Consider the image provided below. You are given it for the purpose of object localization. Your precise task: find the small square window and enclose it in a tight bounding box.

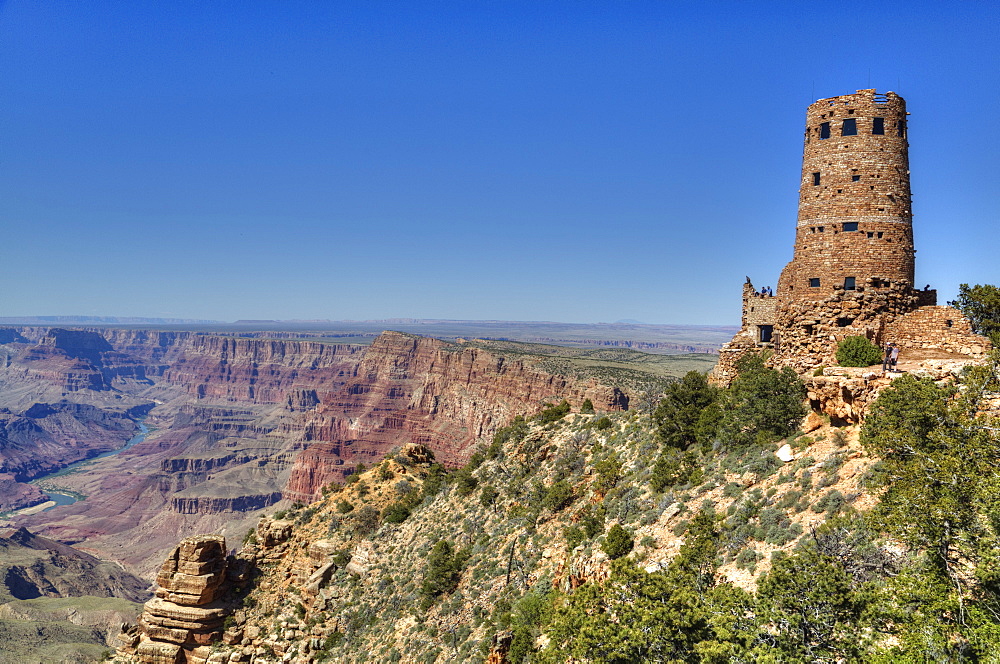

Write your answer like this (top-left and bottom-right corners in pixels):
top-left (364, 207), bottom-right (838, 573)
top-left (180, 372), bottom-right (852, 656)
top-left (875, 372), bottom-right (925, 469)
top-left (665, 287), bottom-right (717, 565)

top-left (867, 232), bottom-right (874, 238)
top-left (818, 226), bottom-right (824, 232)
top-left (841, 118), bottom-right (857, 136)
top-left (877, 232), bottom-right (884, 238)
top-left (843, 222), bottom-right (858, 232)
top-left (844, 277), bottom-right (856, 290)
top-left (809, 278), bottom-right (820, 288)
top-left (852, 175), bottom-right (861, 182)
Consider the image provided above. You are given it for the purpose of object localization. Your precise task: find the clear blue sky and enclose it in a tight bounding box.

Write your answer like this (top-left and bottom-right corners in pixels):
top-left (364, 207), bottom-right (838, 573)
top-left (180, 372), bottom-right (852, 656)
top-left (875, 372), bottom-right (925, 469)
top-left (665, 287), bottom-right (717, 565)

top-left (2, 1), bottom-right (997, 325)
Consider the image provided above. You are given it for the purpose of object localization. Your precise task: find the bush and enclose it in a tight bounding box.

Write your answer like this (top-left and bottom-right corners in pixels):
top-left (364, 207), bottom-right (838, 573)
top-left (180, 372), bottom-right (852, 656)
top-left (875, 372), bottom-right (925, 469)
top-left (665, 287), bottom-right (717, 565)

top-left (835, 336), bottom-right (882, 367)
top-left (383, 502), bottom-right (411, 524)
top-left (718, 353), bottom-right (807, 448)
top-left (601, 524), bottom-right (634, 559)
top-left (537, 400), bottom-right (572, 424)
top-left (595, 416), bottom-right (613, 431)
top-left (541, 480), bottom-right (575, 512)
top-left (580, 398), bottom-right (595, 414)
top-left (490, 416), bottom-right (528, 458)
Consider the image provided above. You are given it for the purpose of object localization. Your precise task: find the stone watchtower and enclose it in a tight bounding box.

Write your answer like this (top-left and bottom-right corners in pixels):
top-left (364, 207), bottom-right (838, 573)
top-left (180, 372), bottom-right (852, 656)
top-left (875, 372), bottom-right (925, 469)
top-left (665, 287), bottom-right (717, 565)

top-left (713, 90), bottom-right (988, 384)
top-left (777, 90), bottom-right (915, 301)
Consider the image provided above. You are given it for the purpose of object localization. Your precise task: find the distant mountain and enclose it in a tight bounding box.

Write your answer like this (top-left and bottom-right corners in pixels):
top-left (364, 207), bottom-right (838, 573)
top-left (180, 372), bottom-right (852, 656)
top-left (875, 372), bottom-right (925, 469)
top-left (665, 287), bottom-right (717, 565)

top-left (0, 315), bottom-right (223, 325)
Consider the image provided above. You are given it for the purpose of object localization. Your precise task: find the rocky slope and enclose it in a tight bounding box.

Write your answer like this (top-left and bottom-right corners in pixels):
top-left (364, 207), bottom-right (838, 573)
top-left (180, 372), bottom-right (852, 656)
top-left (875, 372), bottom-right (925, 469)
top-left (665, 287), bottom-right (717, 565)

top-left (0, 526), bottom-right (149, 664)
top-left (106, 399), bottom-right (885, 664)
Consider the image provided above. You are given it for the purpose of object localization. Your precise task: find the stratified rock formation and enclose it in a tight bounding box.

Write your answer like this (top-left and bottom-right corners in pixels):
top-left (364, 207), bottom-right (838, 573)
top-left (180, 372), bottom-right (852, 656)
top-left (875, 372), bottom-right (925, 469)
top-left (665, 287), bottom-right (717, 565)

top-left (122, 534), bottom-right (231, 664)
top-left (2, 326), bottom-right (635, 577)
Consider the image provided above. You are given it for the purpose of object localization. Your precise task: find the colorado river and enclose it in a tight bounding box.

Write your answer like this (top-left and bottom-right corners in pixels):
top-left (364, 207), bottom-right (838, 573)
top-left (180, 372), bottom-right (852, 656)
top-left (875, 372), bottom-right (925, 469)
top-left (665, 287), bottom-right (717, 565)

top-left (31, 420), bottom-right (151, 509)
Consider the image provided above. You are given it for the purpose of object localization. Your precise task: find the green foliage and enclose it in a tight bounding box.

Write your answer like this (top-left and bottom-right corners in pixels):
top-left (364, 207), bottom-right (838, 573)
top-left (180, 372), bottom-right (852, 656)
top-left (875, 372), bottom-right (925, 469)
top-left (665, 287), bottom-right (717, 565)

top-left (593, 453), bottom-right (622, 494)
top-left (353, 505), bottom-right (380, 535)
top-left (541, 510), bottom-right (755, 663)
top-left (536, 400), bottom-right (571, 424)
top-left (580, 398), bottom-right (595, 414)
top-left (479, 485), bottom-right (498, 509)
top-left (490, 416), bottom-right (528, 458)
top-left (950, 283), bottom-right (1000, 343)
top-left (757, 545), bottom-right (860, 660)
top-left (452, 467), bottom-right (478, 497)
top-left (594, 416), bottom-right (613, 430)
top-left (563, 526), bottom-right (586, 551)
top-left (336, 499), bottom-right (354, 514)
top-left (835, 335), bottom-right (883, 367)
top-left (345, 463), bottom-right (366, 484)
top-left (578, 504), bottom-right (605, 539)
top-left (601, 524), bottom-right (634, 560)
top-left (421, 463), bottom-right (446, 499)
top-left (382, 502), bottom-right (411, 524)
top-left (649, 449), bottom-right (702, 492)
top-left (541, 480), bottom-right (575, 512)
top-left (420, 540), bottom-right (470, 609)
top-left (718, 353), bottom-right (806, 448)
top-left (652, 371), bottom-right (720, 449)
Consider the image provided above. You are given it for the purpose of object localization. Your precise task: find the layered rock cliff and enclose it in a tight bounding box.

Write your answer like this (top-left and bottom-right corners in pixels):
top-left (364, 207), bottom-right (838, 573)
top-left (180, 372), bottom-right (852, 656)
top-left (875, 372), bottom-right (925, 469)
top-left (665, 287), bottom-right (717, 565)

top-left (284, 332), bottom-right (628, 501)
top-left (4, 326), bottom-right (638, 578)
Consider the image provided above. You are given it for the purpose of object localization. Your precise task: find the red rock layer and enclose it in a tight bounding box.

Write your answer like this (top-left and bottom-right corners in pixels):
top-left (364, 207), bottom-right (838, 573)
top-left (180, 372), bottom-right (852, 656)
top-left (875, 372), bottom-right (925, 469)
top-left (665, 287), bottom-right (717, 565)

top-left (283, 332), bottom-right (628, 502)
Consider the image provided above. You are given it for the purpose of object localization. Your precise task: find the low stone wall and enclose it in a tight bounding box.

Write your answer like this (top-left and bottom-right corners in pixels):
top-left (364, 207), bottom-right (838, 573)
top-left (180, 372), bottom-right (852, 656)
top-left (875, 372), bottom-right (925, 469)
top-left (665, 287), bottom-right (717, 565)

top-left (884, 305), bottom-right (991, 357)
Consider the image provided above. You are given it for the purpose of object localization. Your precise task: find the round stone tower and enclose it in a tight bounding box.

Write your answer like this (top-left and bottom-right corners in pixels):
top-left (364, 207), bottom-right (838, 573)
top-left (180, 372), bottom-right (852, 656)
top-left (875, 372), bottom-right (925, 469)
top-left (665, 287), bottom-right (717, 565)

top-left (777, 89), bottom-right (914, 302)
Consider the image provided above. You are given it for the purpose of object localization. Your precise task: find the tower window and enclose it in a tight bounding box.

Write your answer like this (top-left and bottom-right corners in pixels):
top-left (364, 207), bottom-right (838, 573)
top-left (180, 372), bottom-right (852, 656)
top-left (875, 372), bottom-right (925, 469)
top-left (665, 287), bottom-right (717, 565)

top-left (759, 325), bottom-right (773, 343)
top-left (843, 222), bottom-right (858, 231)
top-left (820, 122), bottom-right (831, 139)
top-left (809, 278), bottom-right (820, 287)
top-left (872, 117), bottom-right (885, 134)
top-left (867, 232), bottom-right (874, 238)
top-left (841, 118), bottom-right (857, 136)
top-left (897, 120), bottom-right (906, 137)
top-left (837, 317), bottom-right (854, 328)
top-left (852, 175), bottom-right (861, 182)
top-left (844, 277), bottom-right (856, 290)
top-left (818, 226), bottom-right (824, 232)
top-left (812, 172), bottom-right (821, 185)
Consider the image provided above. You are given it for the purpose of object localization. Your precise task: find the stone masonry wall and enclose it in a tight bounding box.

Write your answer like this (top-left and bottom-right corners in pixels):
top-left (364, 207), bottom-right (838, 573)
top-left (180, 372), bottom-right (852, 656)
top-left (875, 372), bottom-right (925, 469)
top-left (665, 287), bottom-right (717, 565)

top-left (885, 306), bottom-right (991, 357)
top-left (777, 90), bottom-right (914, 303)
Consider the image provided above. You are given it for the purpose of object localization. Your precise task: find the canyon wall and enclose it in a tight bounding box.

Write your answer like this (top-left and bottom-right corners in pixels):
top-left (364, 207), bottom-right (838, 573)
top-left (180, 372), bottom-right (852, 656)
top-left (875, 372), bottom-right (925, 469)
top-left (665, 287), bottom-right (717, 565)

top-left (1, 326), bottom-right (631, 576)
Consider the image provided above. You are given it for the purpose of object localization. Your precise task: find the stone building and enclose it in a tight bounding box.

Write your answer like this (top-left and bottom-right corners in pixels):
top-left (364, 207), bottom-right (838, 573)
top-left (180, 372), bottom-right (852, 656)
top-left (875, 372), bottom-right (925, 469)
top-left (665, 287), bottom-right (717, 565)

top-left (713, 90), bottom-right (989, 384)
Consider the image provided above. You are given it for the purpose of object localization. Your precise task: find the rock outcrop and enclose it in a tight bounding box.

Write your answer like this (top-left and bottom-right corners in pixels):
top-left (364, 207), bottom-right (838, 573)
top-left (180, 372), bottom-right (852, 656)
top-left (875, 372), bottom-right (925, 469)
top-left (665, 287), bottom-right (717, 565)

top-left (124, 534), bottom-right (232, 664)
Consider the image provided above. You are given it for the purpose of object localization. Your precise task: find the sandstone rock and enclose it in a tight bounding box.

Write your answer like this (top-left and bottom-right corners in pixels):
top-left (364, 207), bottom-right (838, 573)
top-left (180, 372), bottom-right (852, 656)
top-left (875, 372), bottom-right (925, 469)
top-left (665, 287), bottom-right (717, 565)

top-left (136, 639), bottom-right (182, 664)
top-left (802, 412), bottom-right (824, 433)
top-left (133, 534), bottom-right (232, 663)
top-left (257, 519), bottom-right (294, 547)
top-left (307, 538), bottom-right (339, 561)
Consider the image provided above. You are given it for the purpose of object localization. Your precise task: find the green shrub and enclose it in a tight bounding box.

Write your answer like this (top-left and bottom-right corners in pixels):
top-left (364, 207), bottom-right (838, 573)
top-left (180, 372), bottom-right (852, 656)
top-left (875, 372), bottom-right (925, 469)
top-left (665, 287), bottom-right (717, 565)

top-left (835, 335), bottom-right (882, 367)
top-left (537, 400), bottom-right (572, 424)
top-left (541, 480), bottom-right (575, 512)
top-left (595, 416), bottom-right (613, 431)
top-left (383, 502), bottom-right (411, 524)
top-left (453, 468), bottom-right (478, 496)
top-left (601, 524), bottom-right (634, 559)
top-left (580, 398), bottom-right (595, 414)
top-left (564, 526), bottom-right (586, 551)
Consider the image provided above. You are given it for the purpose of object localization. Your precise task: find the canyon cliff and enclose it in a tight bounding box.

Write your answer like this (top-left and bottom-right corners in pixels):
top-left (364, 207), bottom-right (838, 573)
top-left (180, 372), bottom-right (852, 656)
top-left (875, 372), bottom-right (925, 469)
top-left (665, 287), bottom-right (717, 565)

top-left (0, 326), bottom-right (634, 577)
